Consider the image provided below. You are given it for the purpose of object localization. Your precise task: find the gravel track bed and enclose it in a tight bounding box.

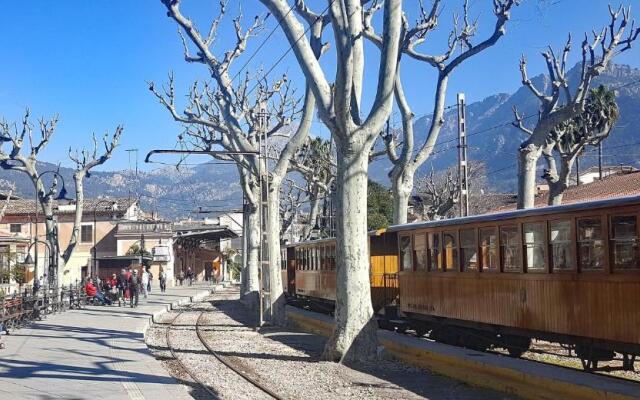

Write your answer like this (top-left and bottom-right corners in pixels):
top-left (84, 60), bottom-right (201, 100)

top-left (192, 287), bottom-right (512, 400)
top-left (146, 305), bottom-right (271, 399)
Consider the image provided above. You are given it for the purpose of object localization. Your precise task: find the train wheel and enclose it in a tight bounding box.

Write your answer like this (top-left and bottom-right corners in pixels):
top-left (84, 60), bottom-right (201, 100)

top-left (396, 325), bottom-right (408, 334)
top-left (622, 354), bottom-right (636, 372)
top-left (504, 336), bottom-right (531, 358)
top-left (414, 327), bottom-right (428, 337)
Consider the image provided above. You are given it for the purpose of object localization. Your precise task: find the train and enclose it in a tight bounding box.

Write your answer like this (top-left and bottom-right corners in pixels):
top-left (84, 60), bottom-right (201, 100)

top-left (280, 195), bottom-right (640, 371)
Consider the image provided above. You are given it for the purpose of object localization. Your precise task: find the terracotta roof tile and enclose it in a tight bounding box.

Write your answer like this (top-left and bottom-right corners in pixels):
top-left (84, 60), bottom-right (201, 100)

top-left (493, 171), bottom-right (640, 212)
top-left (1, 197), bottom-right (136, 216)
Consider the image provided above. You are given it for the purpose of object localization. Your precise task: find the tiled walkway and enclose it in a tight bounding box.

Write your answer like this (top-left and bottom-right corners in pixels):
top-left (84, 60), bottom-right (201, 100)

top-left (0, 283), bottom-right (214, 400)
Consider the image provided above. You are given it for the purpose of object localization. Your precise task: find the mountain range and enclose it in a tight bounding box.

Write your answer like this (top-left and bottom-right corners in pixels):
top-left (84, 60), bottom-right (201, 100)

top-left (1, 63), bottom-right (638, 220)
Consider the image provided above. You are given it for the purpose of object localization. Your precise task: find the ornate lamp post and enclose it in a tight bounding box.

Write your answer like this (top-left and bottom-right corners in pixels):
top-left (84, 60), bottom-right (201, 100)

top-left (23, 239), bottom-right (52, 292)
top-left (33, 170), bottom-right (72, 288)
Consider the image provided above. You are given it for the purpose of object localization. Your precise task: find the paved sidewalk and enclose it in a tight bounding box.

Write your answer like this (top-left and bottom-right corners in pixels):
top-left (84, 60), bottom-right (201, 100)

top-left (0, 283), bottom-right (215, 400)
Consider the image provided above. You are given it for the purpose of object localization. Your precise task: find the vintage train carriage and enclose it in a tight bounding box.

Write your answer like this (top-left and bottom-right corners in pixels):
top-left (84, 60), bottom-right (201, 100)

top-left (388, 195), bottom-right (640, 369)
top-left (281, 231), bottom-right (399, 313)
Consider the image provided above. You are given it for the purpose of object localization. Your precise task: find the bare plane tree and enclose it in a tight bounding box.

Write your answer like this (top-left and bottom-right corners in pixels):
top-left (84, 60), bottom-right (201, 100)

top-left (540, 85), bottom-right (619, 205)
top-left (414, 162), bottom-right (487, 220)
top-left (0, 188), bottom-right (14, 222)
top-left (290, 136), bottom-right (335, 240)
top-left (364, 0), bottom-right (519, 224)
top-left (152, 0), bottom-right (328, 324)
top-left (513, 5), bottom-right (638, 209)
top-left (0, 109), bottom-right (122, 285)
top-left (259, 0), bottom-right (403, 362)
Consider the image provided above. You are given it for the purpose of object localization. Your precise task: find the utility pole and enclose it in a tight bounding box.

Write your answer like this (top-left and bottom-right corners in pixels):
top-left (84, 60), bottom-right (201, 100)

top-left (457, 93), bottom-right (470, 217)
top-left (257, 107), bottom-right (270, 326)
top-left (598, 142), bottom-right (603, 180)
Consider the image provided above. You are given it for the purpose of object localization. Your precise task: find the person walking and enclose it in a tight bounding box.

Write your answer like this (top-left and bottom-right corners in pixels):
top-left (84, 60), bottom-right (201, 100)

top-left (187, 268), bottom-right (194, 286)
top-left (178, 270), bottom-right (185, 286)
top-left (141, 268), bottom-right (149, 299)
top-left (127, 270), bottom-right (141, 308)
top-left (159, 269), bottom-right (167, 293)
top-left (32, 276), bottom-right (42, 296)
top-left (147, 270), bottom-right (153, 293)
top-left (117, 269), bottom-right (127, 307)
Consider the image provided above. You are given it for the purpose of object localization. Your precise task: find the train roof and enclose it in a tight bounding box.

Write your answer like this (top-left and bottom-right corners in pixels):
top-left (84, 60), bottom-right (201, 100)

top-left (386, 194), bottom-right (640, 233)
top-left (284, 228), bottom-right (388, 247)
top-left (284, 195), bottom-right (640, 247)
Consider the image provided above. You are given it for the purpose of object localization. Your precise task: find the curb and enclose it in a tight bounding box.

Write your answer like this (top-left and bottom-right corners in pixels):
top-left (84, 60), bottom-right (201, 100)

top-left (286, 306), bottom-right (640, 400)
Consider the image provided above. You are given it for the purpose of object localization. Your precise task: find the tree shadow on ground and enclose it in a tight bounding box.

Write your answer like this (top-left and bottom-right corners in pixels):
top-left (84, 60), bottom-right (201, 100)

top-left (210, 295), bottom-right (514, 400)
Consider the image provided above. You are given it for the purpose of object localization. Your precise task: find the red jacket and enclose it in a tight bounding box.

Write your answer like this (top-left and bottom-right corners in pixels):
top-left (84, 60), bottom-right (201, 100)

top-left (85, 282), bottom-right (97, 297)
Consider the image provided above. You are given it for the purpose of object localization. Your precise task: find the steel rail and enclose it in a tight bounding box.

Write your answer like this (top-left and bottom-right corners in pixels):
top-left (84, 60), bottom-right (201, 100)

top-left (165, 310), bottom-right (221, 399)
top-left (195, 310), bottom-right (285, 400)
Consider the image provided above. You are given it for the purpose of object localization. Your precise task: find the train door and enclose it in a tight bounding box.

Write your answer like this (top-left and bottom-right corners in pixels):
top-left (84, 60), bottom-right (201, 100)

top-left (286, 246), bottom-right (296, 295)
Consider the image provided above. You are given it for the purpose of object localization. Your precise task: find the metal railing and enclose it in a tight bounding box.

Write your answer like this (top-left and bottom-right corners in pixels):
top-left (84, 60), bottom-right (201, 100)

top-left (0, 284), bottom-right (87, 333)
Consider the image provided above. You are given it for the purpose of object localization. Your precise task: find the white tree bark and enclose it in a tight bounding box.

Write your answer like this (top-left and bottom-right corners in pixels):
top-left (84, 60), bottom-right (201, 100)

top-left (0, 113), bottom-right (121, 287)
top-left (325, 137), bottom-right (379, 362)
top-left (514, 8), bottom-right (638, 208)
top-left (365, 0), bottom-right (518, 224)
top-left (261, 0), bottom-right (402, 361)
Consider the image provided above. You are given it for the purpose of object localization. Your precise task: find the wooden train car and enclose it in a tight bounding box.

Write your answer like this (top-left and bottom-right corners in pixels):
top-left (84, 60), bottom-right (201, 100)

top-left (387, 195), bottom-right (640, 370)
top-left (281, 231), bottom-right (399, 314)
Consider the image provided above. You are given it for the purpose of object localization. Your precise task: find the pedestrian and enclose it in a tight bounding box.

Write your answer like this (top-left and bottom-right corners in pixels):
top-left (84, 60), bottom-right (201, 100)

top-left (147, 270), bottom-right (153, 293)
top-left (141, 268), bottom-right (149, 299)
top-left (178, 270), bottom-right (185, 286)
top-left (128, 269), bottom-right (141, 308)
top-left (32, 276), bottom-right (42, 296)
top-left (117, 269), bottom-right (127, 307)
top-left (0, 322), bottom-right (5, 350)
top-left (187, 267), bottom-right (194, 286)
top-left (159, 269), bottom-right (167, 293)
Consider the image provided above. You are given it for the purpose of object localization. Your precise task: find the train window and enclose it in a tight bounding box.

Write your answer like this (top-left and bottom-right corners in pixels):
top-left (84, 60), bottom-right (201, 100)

top-left (500, 226), bottom-right (522, 272)
top-left (413, 233), bottom-right (428, 270)
top-left (400, 236), bottom-right (413, 271)
top-left (578, 218), bottom-right (605, 271)
top-left (460, 229), bottom-right (478, 271)
top-left (313, 247), bottom-right (318, 271)
top-left (611, 215), bottom-right (639, 270)
top-left (330, 245), bottom-right (336, 270)
top-left (524, 222), bottom-right (546, 272)
top-left (428, 232), bottom-right (441, 271)
top-left (549, 220), bottom-right (573, 271)
top-left (480, 227), bottom-right (498, 271)
top-left (443, 231), bottom-right (458, 271)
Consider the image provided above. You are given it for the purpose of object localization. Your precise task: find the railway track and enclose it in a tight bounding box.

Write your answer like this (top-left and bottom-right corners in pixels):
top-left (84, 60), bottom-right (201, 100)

top-left (165, 306), bottom-right (284, 400)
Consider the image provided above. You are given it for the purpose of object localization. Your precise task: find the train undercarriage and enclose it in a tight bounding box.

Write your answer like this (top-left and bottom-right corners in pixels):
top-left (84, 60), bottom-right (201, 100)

top-left (286, 294), bottom-right (638, 373)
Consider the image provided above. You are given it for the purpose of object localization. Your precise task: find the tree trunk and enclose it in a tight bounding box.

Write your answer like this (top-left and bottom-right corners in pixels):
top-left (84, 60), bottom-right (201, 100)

top-left (266, 181), bottom-right (286, 326)
top-left (548, 156), bottom-right (575, 206)
top-left (243, 203), bottom-right (261, 314)
top-left (323, 139), bottom-right (378, 363)
top-left (517, 143), bottom-right (542, 209)
top-left (301, 185), bottom-right (321, 240)
top-left (390, 167), bottom-right (414, 224)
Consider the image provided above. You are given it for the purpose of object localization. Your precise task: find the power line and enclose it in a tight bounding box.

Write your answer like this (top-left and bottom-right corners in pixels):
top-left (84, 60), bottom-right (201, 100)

top-left (246, 1), bottom-right (335, 96)
top-left (229, 3), bottom-right (298, 84)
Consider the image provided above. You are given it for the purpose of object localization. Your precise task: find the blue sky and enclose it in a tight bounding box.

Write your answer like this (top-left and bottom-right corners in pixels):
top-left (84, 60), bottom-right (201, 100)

top-left (0, 0), bottom-right (638, 172)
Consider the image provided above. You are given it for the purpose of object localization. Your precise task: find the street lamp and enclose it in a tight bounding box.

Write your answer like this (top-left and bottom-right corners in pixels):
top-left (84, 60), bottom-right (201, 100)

top-left (92, 199), bottom-right (117, 280)
top-left (33, 170), bottom-right (73, 289)
top-left (23, 239), bottom-right (52, 292)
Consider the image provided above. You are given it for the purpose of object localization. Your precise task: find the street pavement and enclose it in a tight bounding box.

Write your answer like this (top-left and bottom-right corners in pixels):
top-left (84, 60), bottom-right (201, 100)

top-left (0, 283), bottom-right (215, 400)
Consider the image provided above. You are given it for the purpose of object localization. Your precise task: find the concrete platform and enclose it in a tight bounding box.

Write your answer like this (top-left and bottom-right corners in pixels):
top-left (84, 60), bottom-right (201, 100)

top-left (0, 283), bottom-right (215, 400)
top-left (287, 306), bottom-right (640, 400)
